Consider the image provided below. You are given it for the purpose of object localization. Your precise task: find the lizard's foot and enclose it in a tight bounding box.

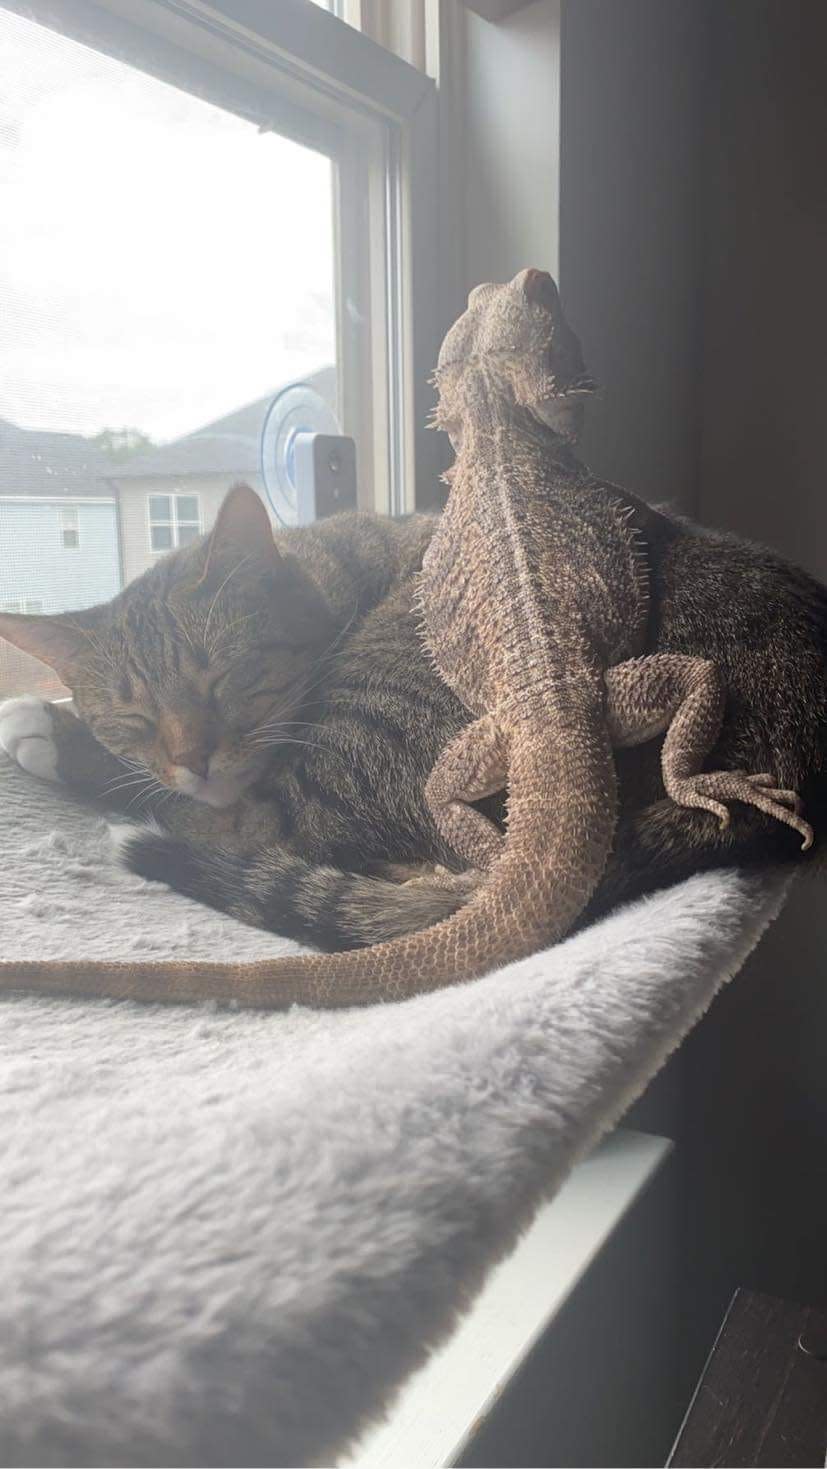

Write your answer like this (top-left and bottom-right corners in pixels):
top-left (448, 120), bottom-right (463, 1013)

top-left (666, 769), bottom-right (814, 850)
top-left (425, 716), bottom-right (509, 871)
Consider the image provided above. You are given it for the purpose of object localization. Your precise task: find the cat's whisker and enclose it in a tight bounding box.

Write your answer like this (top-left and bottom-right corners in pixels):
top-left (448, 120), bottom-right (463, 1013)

top-left (248, 735), bottom-right (339, 753)
top-left (65, 621), bottom-right (120, 677)
top-left (102, 762), bottom-right (156, 792)
top-left (239, 606), bottom-right (361, 742)
top-left (282, 604), bottom-right (360, 704)
top-left (245, 720), bottom-right (332, 741)
top-left (103, 776), bottom-right (158, 796)
top-left (247, 735), bottom-right (348, 764)
top-left (125, 787), bottom-right (161, 811)
top-left (206, 612), bottom-right (257, 661)
top-left (119, 756), bottom-right (153, 775)
top-left (202, 555), bottom-right (255, 651)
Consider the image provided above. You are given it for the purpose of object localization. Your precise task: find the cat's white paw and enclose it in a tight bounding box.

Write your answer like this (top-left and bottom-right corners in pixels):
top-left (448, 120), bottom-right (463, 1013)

top-left (0, 696), bottom-right (60, 782)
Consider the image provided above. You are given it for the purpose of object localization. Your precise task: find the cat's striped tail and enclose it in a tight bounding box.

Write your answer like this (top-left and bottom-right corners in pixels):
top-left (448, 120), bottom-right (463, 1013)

top-left (108, 825), bottom-right (479, 952)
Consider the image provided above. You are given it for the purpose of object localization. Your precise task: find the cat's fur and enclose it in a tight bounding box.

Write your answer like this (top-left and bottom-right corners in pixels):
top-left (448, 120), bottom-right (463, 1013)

top-left (1, 482), bottom-right (826, 947)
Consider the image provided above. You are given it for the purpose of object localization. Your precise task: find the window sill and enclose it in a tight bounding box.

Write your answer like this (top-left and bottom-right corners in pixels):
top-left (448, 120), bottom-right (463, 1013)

top-left (341, 1129), bottom-right (672, 1469)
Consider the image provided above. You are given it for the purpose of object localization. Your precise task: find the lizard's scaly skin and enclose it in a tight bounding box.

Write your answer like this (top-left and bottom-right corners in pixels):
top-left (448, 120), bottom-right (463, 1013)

top-left (0, 271), bottom-right (810, 1008)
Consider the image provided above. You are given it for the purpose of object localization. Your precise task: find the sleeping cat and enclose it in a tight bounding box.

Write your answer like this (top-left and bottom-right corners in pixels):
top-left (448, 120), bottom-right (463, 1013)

top-left (0, 489), bottom-right (481, 948)
top-left (1, 480), bottom-right (826, 947)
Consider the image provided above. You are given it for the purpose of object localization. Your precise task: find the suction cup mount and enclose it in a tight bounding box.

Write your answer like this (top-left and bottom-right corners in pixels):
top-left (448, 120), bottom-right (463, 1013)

top-left (260, 383), bottom-right (340, 527)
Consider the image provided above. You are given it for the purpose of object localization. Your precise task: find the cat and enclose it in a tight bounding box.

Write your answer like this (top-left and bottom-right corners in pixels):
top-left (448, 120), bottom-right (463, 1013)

top-left (0, 489), bottom-right (479, 948)
top-left (1, 479), bottom-right (826, 948)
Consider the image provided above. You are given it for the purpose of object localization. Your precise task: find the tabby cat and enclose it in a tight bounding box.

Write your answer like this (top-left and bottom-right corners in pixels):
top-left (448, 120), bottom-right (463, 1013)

top-left (0, 480), bottom-right (825, 946)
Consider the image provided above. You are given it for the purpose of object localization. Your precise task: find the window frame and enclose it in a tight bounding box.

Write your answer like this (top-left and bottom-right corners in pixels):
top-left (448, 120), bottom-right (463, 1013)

top-left (1, 0), bottom-right (440, 516)
top-left (147, 491), bottom-right (203, 554)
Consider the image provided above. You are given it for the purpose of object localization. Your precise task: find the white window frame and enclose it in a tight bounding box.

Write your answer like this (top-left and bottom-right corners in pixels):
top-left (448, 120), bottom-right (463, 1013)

top-left (147, 491), bottom-right (203, 554)
top-left (3, 0), bottom-right (440, 516)
top-left (58, 507), bottom-right (80, 550)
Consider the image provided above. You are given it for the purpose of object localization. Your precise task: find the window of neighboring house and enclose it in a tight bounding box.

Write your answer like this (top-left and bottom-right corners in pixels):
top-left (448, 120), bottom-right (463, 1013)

top-left (0, 0), bottom-right (436, 701)
top-left (0, 599), bottom-right (44, 614)
top-left (59, 507), bottom-right (80, 549)
top-left (148, 494), bottom-right (202, 553)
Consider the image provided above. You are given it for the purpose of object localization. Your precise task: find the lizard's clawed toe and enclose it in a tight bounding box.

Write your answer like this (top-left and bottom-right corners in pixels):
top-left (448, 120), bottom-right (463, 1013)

top-left (667, 770), bottom-right (814, 851)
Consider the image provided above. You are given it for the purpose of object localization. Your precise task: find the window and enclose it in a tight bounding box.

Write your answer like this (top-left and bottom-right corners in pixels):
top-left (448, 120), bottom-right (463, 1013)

top-left (148, 494), bottom-right (202, 553)
top-left (0, 599), bottom-right (44, 615)
top-left (0, 0), bottom-right (437, 699)
top-left (59, 508), bottom-right (80, 550)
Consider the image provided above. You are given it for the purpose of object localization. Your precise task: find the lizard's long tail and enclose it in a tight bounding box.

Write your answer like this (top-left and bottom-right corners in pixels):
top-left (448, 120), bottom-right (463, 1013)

top-left (0, 728), bottom-right (617, 1009)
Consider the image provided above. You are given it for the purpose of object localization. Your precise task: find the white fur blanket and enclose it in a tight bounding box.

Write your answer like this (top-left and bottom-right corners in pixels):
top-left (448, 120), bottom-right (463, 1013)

top-left (0, 756), bottom-right (791, 1466)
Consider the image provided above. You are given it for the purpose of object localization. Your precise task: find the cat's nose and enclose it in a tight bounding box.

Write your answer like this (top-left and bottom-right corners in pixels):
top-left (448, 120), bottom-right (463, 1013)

top-left (171, 748), bottom-right (210, 780)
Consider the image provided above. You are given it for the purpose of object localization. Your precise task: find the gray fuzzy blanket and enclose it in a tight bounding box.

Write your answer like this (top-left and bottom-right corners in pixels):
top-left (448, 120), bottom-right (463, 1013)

top-left (0, 756), bottom-right (791, 1466)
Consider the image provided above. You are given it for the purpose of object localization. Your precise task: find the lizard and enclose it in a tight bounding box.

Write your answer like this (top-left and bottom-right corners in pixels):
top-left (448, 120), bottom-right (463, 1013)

top-left (0, 268), bottom-right (811, 1008)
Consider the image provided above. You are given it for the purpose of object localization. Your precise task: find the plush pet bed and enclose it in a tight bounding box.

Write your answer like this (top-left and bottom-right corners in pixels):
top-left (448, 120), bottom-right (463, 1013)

top-left (0, 753), bottom-right (791, 1466)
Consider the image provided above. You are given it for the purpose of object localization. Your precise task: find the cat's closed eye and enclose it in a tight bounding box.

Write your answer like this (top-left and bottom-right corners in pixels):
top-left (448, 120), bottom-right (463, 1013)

top-left (118, 713), bottom-right (156, 735)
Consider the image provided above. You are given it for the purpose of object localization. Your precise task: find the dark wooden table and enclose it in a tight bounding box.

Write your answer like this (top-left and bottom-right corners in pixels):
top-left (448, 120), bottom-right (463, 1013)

top-left (669, 1289), bottom-right (827, 1467)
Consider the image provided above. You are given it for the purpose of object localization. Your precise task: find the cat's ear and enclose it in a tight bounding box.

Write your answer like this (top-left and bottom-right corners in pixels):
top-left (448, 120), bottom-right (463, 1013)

top-left (199, 483), bottom-right (281, 585)
top-left (0, 608), bottom-right (97, 680)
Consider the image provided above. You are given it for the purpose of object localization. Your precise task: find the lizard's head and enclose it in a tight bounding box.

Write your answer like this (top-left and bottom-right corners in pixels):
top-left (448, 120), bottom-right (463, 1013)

top-left (434, 268), bottom-right (595, 444)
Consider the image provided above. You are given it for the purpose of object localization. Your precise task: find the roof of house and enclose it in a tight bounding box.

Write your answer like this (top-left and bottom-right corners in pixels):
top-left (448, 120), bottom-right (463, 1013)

top-left (0, 420), bottom-right (115, 499)
top-left (109, 364), bottom-right (337, 480)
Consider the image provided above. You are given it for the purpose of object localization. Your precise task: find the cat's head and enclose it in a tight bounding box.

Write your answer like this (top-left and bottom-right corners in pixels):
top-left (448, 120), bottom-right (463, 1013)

top-left (0, 484), bottom-right (339, 807)
top-left (434, 268), bottom-right (595, 445)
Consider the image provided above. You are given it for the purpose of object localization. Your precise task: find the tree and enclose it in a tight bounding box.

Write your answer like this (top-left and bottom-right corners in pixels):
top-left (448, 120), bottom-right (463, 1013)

top-left (90, 427), bottom-right (154, 461)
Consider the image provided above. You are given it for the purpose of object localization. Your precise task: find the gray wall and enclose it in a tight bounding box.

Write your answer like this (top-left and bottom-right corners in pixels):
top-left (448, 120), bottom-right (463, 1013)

top-left (558, 0), bottom-right (827, 1447)
top-left (677, 0), bottom-right (827, 1339)
top-left (462, 0), bottom-right (561, 290)
top-left (559, 0), bottom-right (706, 511)
top-left (697, 0), bottom-right (827, 578)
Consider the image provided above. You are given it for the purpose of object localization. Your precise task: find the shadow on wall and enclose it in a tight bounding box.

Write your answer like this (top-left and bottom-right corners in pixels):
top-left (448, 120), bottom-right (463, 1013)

top-left (676, 0), bottom-right (827, 1367)
top-left (560, 0), bottom-right (827, 1425)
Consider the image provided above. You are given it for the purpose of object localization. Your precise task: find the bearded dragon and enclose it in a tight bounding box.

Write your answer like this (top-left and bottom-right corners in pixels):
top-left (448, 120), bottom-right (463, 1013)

top-left (0, 270), bottom-right (810, 1008)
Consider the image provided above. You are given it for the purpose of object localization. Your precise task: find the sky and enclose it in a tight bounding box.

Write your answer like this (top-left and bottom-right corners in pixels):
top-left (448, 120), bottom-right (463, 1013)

top-left (0, 7), bottom-right (337, 444)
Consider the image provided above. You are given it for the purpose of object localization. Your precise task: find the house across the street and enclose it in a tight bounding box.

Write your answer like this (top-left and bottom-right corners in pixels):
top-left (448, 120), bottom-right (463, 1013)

top-left (0, 417), bottom-right (121, 616)
top-left (108, 365), bottom-right (336, 587)
top-left (0, 418), bottom-right (121, 695)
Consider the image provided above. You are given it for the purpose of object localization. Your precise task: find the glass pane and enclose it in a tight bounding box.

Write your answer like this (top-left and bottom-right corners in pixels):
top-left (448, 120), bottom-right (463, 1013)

top-left (0, 8), bottom-right (337, 698)
top-left (175, 496), bottom-right (200, 523)
top-left (176, 524), bottom-right (200, 548)
top-left (148, 495), bottom-right (172, 523)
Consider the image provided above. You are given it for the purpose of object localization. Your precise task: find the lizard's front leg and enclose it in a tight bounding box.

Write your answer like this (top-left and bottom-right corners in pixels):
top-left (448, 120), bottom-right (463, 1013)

top-left (605, 655), bottom-right (813, 849)
top-left (425, 714), bottom-right (508, 870)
